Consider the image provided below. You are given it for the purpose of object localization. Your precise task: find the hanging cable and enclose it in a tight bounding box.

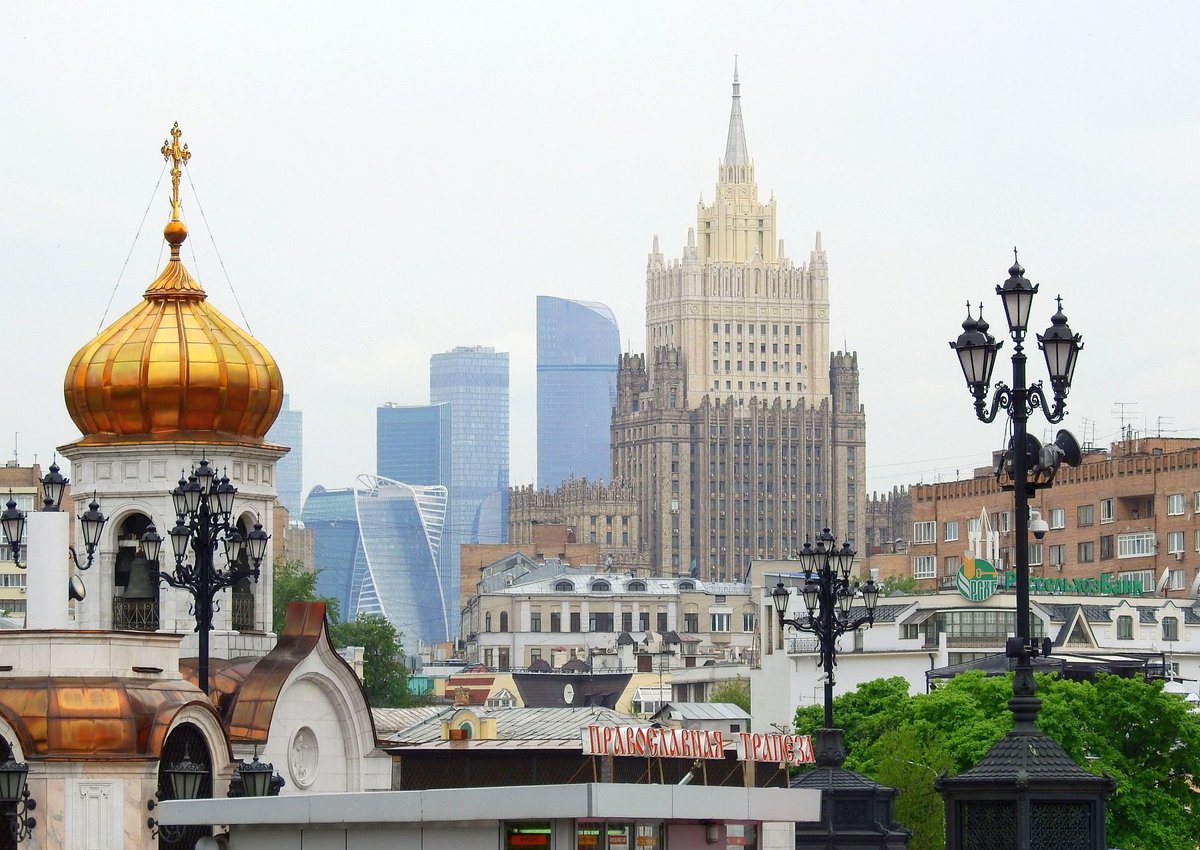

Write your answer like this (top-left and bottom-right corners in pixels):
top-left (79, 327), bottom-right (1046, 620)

top-left (184, 163), bottom-right (253, 333)
top-left (96, 163), bottom-right (168, 333)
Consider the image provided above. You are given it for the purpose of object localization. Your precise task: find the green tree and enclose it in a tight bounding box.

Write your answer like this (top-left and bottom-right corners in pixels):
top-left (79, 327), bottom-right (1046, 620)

top-left (709, 677), bottom-right (751, 715)
top-left (329, 613), bottom-right (412, 708)
top-left (794, 672), bottom-right (1200, 850)
top-left (877, 575), bottom-right (918, 596)
top-left (271, 559), bottom-right (339, 633)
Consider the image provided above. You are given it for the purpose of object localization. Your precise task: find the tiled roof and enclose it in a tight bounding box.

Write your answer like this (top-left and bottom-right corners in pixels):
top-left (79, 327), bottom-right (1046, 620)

top-left (792, 766), bottom-right (892, 791)
top-left (944, 731), bottom-right (1112, 787)
top-left (372, 706), bottom-right (445, 734)
top-left (1138, 607), bottom-right (1159, 624)
top-left (870, 604), bottom-right (912, 624)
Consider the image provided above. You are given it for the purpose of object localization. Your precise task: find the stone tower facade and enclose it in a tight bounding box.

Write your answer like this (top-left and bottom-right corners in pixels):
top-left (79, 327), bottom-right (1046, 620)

top-left (613, 68), bottom-right (867, 580)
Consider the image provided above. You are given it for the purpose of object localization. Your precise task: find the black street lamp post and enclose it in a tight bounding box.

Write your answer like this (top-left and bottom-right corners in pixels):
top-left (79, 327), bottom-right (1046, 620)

top-left (770, 529), bottom-right (879, 735)
top-left (152, 459), bottom-right (269, 696)
top-left (939, 254), bottom-right (1113, 850)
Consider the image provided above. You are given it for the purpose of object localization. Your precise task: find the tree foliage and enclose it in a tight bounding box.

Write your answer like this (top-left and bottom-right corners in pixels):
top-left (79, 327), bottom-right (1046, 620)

top-left (709, 677), bottom-right (751, 715)
top-left (329, 614), bottom-right (412, 708)
top-left (794, 672), bottom-right (1200, 850)
top-left (877, 575), bottom-right (918, 596)
top-left (272, 559), bottom-right (339, 632)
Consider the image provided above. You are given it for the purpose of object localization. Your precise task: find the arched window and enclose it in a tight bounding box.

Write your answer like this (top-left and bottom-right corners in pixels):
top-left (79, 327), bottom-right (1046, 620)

top-left (555, 580), bottom-right (574, 593)
top-left (678, 580), bottom-right (696, 591)
top-left (591, 580), bottom-right (611, 592)
top-left (459, 722), bottom-right (473, 739)
top-left (157, 723), bottom-right (212, 848)
top-left (485, 613), bottom-right (492, 632)
top-left (499, 611), bottom-right (508, 632)
top-left (628, 580), bottom-right (646, 592)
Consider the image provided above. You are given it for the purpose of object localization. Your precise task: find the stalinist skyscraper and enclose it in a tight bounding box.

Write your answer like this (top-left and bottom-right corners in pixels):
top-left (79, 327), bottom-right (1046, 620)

top-left (613, 67), bottom-right (867, 581)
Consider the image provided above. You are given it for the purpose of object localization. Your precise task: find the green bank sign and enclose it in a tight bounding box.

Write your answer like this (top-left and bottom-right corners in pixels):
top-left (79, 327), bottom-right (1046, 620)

top-left (957, 556), bottom-right (1144, 601)
top-left (999, 572), bottom-right (1145, 596)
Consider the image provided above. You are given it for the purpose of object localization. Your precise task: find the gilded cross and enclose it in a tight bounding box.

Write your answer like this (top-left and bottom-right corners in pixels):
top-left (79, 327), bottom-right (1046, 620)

top-left (160, 122), bottom-right (191, 220)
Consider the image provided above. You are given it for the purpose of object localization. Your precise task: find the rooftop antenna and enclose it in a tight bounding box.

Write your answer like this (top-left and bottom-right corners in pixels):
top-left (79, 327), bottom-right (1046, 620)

top-left (1156, 416), bottom-right (1173, 439)
top-left (8, 433), bottom-right (17, 468)
top-left (1112, 402), bottom-right (1137, 451)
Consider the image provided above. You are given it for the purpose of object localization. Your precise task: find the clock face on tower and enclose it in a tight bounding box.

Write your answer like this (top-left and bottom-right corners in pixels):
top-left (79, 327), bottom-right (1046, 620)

top-left (563, 684), bottom-right (575, 705)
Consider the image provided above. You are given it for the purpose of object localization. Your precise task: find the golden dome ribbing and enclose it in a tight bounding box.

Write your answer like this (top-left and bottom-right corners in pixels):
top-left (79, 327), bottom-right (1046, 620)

top-left (63, 123), bottom-right (283, 445)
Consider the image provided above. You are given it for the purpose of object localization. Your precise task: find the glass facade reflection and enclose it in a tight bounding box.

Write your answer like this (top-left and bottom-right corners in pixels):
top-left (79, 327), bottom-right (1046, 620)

top-left (377, 402), bottom-right (450, 487)
top-left (300, 476), bottom-right (450, 646)
top-left (430, 345), bottom-right (509, 638)
top-left (537, 297), bottom-right (619, 489)
top-left (266, 393), bottom-right (304, 515)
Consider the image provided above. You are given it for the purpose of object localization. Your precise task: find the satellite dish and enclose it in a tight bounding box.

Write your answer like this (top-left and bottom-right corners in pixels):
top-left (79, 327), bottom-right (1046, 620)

top-left (1054, 429), bottom-right (1082, 467)
top-left (68, 575), bottom-right (86, 601)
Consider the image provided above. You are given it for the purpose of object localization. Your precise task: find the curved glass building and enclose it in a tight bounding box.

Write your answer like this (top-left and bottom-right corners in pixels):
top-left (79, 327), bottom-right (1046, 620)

top-left (537, 296), bottom-right (620, 489)
top-left (301, 476), bottom-right (450, 647)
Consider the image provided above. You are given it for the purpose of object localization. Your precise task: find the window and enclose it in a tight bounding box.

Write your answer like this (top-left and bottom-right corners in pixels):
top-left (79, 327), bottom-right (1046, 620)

top-left (913, 521), bottom-right (936, 544)
top-left (1048, 544), bottom-right (1066, 566)
top-left (1167, 494), bottom-right (1185, 516)
top-left (944, 520), bottom-right (960, 542)
top-left (570, 612), bottom-right (581, 632)
top-left (913, 555), bottom-right (936, 580)
top-left (683, 612), bottom-right (698, 632)
top-left (485, 613), bottom-right (492, 632)
top-left (550, 612), bottom-right (561, 632)
top-left (499, 611), bottom-right (509, 632)
top-left (997, 512), bottom-right (1011, 532)
top-left (1168, 569), bottom-right (1185, 590)
top-left (1077, 541), bottom-right (1095, 563)
top-left (589, 612), bottom-right (614, 632)
top-left (678, 580), bottom-right (695, 590)
top-left (944, 555), bottom-right (959, 575)
top-left (1028, 543), bottom-right (1043, 566)
top-left (710, 613), bottom-right (730, 632)
top-left (621, 612), bottom-right (633, 632)
top-left (628, 580), bottom-right (646, 592)
top-left (1118, 569), bottom-right (1154, 590)
top-left (1195, 491), bottom-right (1200, 513)
top-left (639, 612), bottom-right (650, 631)
top-left (1099, 535), bottom-right (1114, 560)
top-left (1049, 508), bottom-right (1065, 529)
top-left (591, 580), bottom-right (611, 592)
top-left (1100, 499), bottom-right (1114, 524)
top-left (1167, 531), bottom-right (1184, 554)
top-left (1077, 504), bottom-right (1094, 527)
top-left (1116, 615), bottom-right (1133, 640)
top-left (530, 613), bottom-right (541, 632)
top-left (1163, 616), bottom-right (1179, 641)
top-left (902, 624), bottom-right (920, 640)
top-left (555, 580), bottom-right (574, 592)
top-left (657, 612), bottom-right (668, 632)
top-left (967, 517), bottom-right (981, 535)
top-left (1117, 532), bottom-right (1155, 558)
top-left (743, 612), bottom-right (756, 632)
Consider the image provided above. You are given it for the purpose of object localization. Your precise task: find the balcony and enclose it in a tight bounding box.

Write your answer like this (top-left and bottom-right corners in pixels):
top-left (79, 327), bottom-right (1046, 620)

top-left (945, 636), bottom-right (1006, 649)
top-left (786, 636), bottom-right (819, 654)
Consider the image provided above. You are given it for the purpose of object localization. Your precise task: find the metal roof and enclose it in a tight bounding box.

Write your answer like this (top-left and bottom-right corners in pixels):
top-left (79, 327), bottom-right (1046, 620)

top-left (651, 702), bottom-right (751, 723)
top-left (385, 705), bottom-right (650, 746)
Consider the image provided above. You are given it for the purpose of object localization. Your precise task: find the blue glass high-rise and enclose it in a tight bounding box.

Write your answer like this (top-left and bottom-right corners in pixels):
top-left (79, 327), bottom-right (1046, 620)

top-left (300, 476), bottom-right (450, 647)
top-left (430, 346), bottom-right (509, 636)
top-left (266, 393), bottom-right (304, 515)
top-left (536, 296), bottom-right (620, 489)
top-left (377, 402), bottom-right (450, 487)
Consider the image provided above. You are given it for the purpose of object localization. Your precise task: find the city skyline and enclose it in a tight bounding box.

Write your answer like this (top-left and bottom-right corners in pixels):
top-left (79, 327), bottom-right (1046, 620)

top-left (4, 5), bottom-right (1198, 505)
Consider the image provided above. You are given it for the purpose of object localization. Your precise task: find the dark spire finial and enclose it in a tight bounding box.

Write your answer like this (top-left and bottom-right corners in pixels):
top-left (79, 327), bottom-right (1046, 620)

top-left (1009, 246), bottom-right (1024, 278)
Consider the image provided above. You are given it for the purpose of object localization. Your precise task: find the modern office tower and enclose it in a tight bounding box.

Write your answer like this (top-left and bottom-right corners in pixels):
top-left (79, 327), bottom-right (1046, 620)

top-left (430, 346), bottom-right (510, 635)
top-left (536, 296), bottom-right (620, 489)
top-left (612, 68), bottom-right (867, 581)
top-left (267, 393), bottom-right (304, 515)
top-left (301, 477), bottom-right (450, 647)
top-left (377, 402), bottom-right (450, 487)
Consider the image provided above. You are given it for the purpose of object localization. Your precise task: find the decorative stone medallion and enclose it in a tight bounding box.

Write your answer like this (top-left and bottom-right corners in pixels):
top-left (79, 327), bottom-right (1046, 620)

top-left (288, 725), bottom-right (319, 788)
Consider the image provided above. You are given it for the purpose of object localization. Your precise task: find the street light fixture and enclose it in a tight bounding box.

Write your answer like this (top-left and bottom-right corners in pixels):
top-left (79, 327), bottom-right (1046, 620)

top-left (770, 528), bottom-right (879, 733)
top-left (147, 747), bottom-right (208, 840)
top-left (152, 459), bottom-right (270, 695)
top-left (1, 495), bottom-right (26, 568)
top-left (0, 744), bottom-right (36, 843)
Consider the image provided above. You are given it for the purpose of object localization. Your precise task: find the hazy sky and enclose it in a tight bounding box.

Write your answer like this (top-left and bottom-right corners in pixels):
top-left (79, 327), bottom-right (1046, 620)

top-left (4, 3), bottom-right (1197, 502)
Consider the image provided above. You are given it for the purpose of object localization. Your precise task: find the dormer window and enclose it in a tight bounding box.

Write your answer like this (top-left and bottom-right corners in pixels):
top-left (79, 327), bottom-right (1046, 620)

top-left (591, 580), bottom-right (611, 592)
top-left (628, 580), bottom-right (646, 592)
top-left (678, 580), bottom-right (696, 590)
top-left (555, 580), bottom-right (574, 592)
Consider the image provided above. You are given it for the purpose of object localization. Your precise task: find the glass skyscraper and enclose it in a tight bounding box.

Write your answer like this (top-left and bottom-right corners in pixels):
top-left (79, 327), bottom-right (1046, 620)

top-left (536, 296), bottom-right (620, 489)
top-left (377, 402), bottom-right (450, 487)
top-left (430, 346), bottom-right (509, 634)
top-left (300, 476), bottom-right (450, 647)
top-left (266, 393), bottom-right (304, 515)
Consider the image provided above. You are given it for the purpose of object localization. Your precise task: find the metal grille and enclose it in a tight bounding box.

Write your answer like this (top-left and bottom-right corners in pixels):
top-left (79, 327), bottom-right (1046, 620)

top-left (961, 800), bottom-right (1017, 849)
top-left (113, 599), bottom-right (160, 631)
top-left (230, 591), bottom-right (254, 632)
top-left (158, 723), bottom-right (212, 850)
top-left (1031, 801), bottom-right (1091, 850)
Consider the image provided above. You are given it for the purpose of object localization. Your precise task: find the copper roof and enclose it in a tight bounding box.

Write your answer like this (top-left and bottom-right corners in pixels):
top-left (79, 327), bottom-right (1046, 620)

top-left (0, 675), bottom-right (221, 761)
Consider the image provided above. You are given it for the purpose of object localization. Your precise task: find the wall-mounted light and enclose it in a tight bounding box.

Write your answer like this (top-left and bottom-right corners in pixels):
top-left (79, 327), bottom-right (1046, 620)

top-left (147, 747), bottom-right (207, 840)
top-left (0, 744), bottom-right (37, 843)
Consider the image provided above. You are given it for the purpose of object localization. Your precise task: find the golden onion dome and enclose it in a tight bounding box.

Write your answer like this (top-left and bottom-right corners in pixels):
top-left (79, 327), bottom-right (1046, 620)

top-left (63, 123), bottom-right (283, 445)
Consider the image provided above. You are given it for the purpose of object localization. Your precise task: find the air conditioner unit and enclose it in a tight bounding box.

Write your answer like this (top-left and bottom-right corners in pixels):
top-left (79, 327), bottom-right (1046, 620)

top-left (1175, 552), bottom-right (1184, 562)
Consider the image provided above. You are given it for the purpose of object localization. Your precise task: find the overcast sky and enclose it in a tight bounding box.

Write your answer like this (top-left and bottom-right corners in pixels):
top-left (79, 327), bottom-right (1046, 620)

top-left (3, 3), bottom-right (1198, 503)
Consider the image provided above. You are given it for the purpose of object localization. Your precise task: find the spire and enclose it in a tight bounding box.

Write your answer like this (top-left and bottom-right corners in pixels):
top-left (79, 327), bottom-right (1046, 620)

top-left (724, 58), bottom-right (749, 166)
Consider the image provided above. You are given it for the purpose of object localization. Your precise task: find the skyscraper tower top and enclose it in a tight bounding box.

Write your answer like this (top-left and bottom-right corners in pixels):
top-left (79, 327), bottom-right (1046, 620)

top-left (725, 59), bottom-right (749, 167)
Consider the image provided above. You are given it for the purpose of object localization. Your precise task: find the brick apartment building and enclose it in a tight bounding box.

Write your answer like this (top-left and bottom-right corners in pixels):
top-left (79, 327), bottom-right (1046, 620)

top-left (909, 437), bottom-right (1200, 598)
